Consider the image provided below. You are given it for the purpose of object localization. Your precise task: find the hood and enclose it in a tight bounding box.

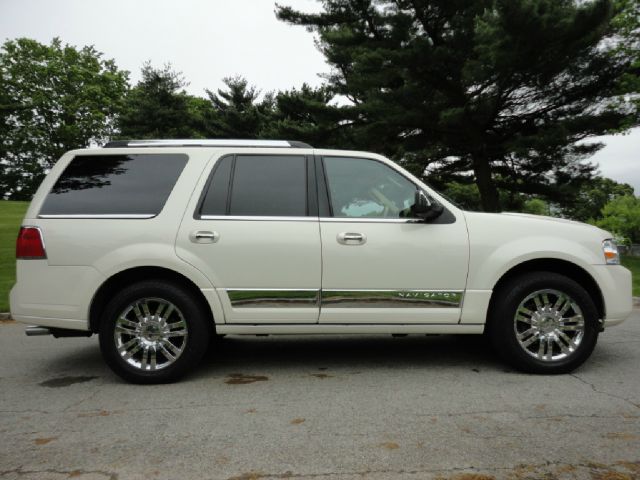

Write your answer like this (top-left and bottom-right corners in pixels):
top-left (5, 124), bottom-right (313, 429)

top-left (500, 212), bottom-right (587, 227)
top-left (462, 210), bottom-right (613, 240)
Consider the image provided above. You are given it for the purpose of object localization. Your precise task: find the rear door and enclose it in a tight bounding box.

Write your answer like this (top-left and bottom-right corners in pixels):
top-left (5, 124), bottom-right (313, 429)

top-left (176, 153), bottom-right (321, 324)
top-left (317, 155), bottom-right (469, 324)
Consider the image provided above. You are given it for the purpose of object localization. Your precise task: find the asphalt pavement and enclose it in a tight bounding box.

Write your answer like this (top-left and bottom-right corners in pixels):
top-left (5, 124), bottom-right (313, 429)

top-left (0, 313), bottom-right (639, 480)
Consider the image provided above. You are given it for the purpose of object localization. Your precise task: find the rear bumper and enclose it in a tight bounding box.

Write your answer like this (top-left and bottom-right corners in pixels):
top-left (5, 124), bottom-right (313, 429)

top-left (10, 314), bottom-right (90, 331)
top-left (10, 262), bottom-right (102, 331)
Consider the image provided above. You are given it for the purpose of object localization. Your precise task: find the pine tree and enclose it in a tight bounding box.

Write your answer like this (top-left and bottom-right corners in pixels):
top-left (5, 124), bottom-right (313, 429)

top-left (118, 63), bottom-right (211, 139)
top-left (277, 0), bottom-right (640, 211)
top-left (261, 83), bottom-right (353, 147)
top-left (206, 76), bottom-right (273, 138)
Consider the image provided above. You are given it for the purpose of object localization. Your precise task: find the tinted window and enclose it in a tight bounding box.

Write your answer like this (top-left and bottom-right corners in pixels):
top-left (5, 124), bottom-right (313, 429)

top-left (228, 155), bottom-right (307, 216)
top-left (40, 154), bottom-right (188, 216)
top-left (323, 157), bottom-right (416, 218)
top-left (200, 156), bottom-right (233, 216)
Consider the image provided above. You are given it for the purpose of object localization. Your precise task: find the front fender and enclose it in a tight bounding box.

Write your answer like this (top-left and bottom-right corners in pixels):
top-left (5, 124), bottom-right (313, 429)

top-left (467, 235), bottom-right (603, 291)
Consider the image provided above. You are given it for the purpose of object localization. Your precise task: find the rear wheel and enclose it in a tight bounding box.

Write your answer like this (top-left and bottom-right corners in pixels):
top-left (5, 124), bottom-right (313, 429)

top-left (488, 271), bottom-right (599, 374)
top-left (99, 281), bottom-right (211, 383)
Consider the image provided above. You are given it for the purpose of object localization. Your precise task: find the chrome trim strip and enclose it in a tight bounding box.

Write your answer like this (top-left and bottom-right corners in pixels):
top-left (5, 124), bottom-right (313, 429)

top-left (322, 290), bottom-right (463, 308)
top-left (198, 215), bottom-right (420, 223)
top-left (201, 215), bottom-right (316, 222)
top-left (320, 217), bottom-right (420, 224)
top-left (38, 214), bottom-right (156, 219)
top-left (226, 289), bottom-right (320, 308)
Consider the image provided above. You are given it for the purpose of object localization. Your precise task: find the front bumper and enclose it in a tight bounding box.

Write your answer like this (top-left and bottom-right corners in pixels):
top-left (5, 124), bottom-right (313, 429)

top-left (592, 265), bottom-right (633, 328)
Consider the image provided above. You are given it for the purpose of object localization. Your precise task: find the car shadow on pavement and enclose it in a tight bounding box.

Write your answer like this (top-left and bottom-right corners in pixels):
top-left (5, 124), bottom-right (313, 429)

top-left (198, 334), bottom-right (507, 375)
top-left (34, 331), bottom-right (621, 384)
top-left (31, 334), bottom-right (509, 385)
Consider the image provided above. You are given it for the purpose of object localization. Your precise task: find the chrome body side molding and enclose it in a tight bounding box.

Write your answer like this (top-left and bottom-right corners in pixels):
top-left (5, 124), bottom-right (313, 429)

top-left (226, 289), bottom-right (319, 308)
top-left (223, 289), bottom-right (463, 309)
top-left (321, 290), bottom-right (463, 308)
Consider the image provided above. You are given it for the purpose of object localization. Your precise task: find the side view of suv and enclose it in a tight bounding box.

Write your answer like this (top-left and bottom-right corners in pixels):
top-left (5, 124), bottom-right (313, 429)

top-left (10, 139), bottom-right (632, 383)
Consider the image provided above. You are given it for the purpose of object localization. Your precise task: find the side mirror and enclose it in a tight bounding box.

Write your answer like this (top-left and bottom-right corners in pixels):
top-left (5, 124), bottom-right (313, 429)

top-left (411, 189), bottom-right (444, 222)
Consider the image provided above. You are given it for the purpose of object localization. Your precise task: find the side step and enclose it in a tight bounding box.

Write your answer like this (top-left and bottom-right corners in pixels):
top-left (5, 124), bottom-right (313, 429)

top-left (25, 326), bottom-right (92, 338)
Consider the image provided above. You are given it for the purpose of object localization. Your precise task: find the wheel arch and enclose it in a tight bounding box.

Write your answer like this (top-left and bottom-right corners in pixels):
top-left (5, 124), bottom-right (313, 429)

top-left (487, 258), bottom-right (605, 325)
top-left (89, 266), bottom-right (214, 333)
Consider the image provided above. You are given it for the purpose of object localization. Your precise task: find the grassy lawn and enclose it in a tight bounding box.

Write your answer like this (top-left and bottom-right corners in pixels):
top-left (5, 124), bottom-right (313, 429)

top-left (0, 201), bottom-right (28, 312)
top-left (621, 255), bottom-right (640, 297)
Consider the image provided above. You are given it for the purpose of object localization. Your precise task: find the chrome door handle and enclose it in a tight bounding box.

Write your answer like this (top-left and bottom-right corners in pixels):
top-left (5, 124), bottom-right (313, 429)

top-left (337, 232), bottom-right (366, 245)
top-left (190, 230), bottom-right (219, 243)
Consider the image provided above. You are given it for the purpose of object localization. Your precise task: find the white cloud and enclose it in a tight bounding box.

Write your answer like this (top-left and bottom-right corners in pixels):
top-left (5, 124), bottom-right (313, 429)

top-left (0, 0), bottom-right (327, 96)
top-left (587, 128), bottom-right (640, 193)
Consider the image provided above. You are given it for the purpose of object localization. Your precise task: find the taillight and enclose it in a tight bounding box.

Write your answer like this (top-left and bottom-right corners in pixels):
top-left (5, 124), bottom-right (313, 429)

top-left (16, 226), bottom-right (47, 259)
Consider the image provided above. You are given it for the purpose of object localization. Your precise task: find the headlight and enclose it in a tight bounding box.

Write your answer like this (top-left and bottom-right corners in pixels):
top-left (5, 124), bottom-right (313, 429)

top-left (602, 239), bottom-right (620, 265)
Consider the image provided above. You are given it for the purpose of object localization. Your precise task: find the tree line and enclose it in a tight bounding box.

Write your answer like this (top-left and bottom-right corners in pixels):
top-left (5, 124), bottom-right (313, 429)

top-left (0, 0), bottom-right (638, 231)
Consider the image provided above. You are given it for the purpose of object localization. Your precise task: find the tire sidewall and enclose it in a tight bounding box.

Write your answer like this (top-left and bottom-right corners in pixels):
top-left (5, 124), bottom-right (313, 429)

top-left (99, 281), bottom-right (211, 384)
top-left (490, 271), bottom-right (599, 374)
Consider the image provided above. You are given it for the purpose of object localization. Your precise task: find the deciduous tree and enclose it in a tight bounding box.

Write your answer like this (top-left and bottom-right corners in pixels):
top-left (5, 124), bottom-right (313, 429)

top-left (596, 194), bottom-right (640, 243)
top-left (0, 38), bottom-right (128, 199)
top-left (562, 176), bottom-right (634, 221)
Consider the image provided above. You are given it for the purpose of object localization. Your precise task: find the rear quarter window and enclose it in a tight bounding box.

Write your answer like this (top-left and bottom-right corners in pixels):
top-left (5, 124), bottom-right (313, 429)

top-left (40, 154), bottom-right (188, 217)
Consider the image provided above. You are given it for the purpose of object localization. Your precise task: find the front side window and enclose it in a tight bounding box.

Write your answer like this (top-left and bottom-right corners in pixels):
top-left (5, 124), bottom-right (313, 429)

top-left (323, 156), bottom-right (416, 218)
top-left (40, 154), bottom-right (188, 216)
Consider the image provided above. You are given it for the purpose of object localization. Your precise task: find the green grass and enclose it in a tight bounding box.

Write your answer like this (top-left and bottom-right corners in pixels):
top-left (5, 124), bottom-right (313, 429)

top-left (621, 255), bottom-right (640, 297)
top-left (0, 201), bottom-right (29, 312)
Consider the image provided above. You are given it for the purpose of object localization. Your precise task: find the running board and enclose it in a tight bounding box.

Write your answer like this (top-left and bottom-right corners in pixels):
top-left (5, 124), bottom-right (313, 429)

top-left (216, 324), bottom-right (484, 335)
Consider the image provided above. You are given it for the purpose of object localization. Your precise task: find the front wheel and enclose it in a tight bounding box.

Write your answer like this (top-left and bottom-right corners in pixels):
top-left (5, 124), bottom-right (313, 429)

top-left (488, 271), bottom-right (599, 374)
top-left (99, 281), bottom-right (211, 384)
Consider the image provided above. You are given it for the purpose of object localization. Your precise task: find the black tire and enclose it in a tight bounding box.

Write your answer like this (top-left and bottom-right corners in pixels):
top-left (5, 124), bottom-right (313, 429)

top-left (488, 271), bottom-right (599, 374)
top-left (99, 280), bottom-right (211, 384)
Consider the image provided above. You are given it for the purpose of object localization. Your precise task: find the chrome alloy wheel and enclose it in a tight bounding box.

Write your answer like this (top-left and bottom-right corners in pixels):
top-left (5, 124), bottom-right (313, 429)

top-left (513, 289), bottom-right (585, 362)
top-left (114, 298), bottom-right (188, 371)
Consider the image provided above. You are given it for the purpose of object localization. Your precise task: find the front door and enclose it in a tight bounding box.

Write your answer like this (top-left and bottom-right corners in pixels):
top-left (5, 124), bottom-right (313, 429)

top-left (317, 155), bottom-right (469, 324)
top-left (177, 153), bottom-right (321, 323)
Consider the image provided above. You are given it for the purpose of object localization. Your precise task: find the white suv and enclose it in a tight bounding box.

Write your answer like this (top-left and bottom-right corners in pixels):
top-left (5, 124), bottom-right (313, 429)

top-left (10, 139), bottom-right (632, 383)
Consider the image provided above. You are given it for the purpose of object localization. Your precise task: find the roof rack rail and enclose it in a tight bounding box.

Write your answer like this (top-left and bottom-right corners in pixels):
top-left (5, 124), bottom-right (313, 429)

top-left (103, 139), bottom-right (313, 149)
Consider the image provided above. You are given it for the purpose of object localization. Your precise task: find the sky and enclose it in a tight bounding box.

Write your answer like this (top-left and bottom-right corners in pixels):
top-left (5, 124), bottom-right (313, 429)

top-left (0, 0), bottom-right (638, 192)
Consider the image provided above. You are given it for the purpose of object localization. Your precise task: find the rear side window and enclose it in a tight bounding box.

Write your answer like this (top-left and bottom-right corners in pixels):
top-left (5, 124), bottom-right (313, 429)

top-left (200, 155), bottom-right (307, 217)
top-left (40, 154), bottom-right (188, 217)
